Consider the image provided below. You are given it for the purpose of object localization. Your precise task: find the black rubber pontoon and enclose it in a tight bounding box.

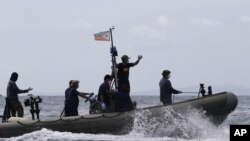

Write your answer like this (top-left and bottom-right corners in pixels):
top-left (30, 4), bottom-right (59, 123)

top-left (0, 92), bottom-right (238, 138)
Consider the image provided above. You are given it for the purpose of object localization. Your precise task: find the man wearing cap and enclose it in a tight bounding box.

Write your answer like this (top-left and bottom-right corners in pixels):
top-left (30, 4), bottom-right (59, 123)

top-left (117, 55), bottom-right (142, 94)
top-left (159, 70), bottom-right (182, 105)
top-left (64, 80), bottom-right (91, 116)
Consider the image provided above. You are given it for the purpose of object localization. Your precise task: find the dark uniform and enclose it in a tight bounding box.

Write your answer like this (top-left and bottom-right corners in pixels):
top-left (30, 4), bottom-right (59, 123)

top-left (64, 80), bottom-right (89, 116)
top-left (113, 91), bottom-right (133, 112)
top-left (7, 80), bottom-right (29, 117)
top-left (116, 55), bottom-right (142, 94)
top-left (117, 63), bottom-right (135, 93)
top-left (97, 82), bottom-right (110, 107)
top-left (159, 70), bottom-right (181, 105)
top-left (65, 88), bottom-right (80, 116)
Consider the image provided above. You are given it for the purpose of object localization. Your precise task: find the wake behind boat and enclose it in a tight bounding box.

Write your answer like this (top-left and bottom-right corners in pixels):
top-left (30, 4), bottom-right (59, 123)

top-left (0, 91), bottom-right (238, 138)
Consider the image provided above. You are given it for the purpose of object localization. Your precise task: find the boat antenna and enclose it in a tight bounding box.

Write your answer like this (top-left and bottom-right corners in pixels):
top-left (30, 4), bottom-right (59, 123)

top-left (109, 26), bottom-right (118, 90)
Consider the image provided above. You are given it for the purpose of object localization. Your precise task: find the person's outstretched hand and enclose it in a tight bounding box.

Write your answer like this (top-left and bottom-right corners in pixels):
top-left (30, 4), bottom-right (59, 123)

top-left (28, 87), bottom-right (33, 91)
top-left (138, 55), bottom-right (143, 60)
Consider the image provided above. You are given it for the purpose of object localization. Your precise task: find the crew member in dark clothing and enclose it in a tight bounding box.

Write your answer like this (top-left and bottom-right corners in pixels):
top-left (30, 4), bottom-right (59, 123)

top-left (159, 70), bottom-right (182, 105)
top-left (64, 80), bottom-right (73, 116)
top-left (113, 84), bottom-right (136, 112)
top-left (97, 74), bottom-right (112, 110)
top-left (117, 55), bottom-right (142, 93)
top-left (6, 72), bottom-right (33, 117)
top-left (65, 80), bottom-right (74, 100)
top-left (64, 80), bottom-right (91, 117)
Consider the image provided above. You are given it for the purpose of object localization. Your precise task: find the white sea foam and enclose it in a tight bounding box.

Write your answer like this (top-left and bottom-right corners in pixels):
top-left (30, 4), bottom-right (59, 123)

top-left (131, 107), bottom-right (229, 141)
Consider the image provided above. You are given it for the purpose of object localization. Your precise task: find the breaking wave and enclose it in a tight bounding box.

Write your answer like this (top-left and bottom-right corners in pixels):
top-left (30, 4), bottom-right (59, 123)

top-left (131, 107), bottom-right (229, 140)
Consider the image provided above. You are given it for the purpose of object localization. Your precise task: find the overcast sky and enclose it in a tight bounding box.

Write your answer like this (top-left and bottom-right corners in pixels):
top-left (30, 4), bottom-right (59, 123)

top-left (0, 0), bottom-right (250, 95)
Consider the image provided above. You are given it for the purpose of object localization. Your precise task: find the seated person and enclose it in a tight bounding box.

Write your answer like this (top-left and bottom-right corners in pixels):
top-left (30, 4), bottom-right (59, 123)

top-left (97, 74), bottom-right (112, 111)
top-left (113, 84), bottom-right (136, 112)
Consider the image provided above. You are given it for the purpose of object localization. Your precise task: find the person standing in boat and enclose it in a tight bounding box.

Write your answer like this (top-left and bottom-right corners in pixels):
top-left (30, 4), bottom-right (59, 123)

top-left (97, 74), bottom-right (112, 111)
top-left (6, 72), bottom-right (33, 117)
top-left (113, 83), bottom-right (136, 112)
top-left (64, 80), bottom-right (91, 116)
top-left (64, 80), bottom-right (73, 116)
top-left (159, 70), bottom-right (182, 105)
top-left (117, 55), bottom-right (142, 94)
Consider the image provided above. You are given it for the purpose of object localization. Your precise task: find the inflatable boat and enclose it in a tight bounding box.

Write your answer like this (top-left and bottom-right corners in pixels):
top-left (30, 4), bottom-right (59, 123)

top-left (0, 91), bottom-right (238, 138)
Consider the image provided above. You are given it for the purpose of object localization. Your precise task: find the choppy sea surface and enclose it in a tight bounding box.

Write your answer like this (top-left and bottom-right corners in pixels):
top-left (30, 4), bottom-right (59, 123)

top-left (0, 94), bottom-right (249, 141)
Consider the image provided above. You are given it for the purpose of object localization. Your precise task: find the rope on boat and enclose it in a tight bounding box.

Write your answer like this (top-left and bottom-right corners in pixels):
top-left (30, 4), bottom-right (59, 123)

top-left (17, 120), bottom-right (39, 126)
top-left (59, 116), bottom-right (84, 122)
top-left (15, 112), bottom-right (124, 127)
top-left (103, 112), bottom-right (123, 118)
top-left (38, 118), bottom-right (62, 123)
top-left (77, 115), bottom-right (104, 120)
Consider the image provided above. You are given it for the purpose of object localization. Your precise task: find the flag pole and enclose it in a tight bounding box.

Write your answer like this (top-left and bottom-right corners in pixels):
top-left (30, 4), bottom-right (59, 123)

top-left (110, 27), bottom-right (118, 90)
top-left (110, 27), bottom-right (114, 48)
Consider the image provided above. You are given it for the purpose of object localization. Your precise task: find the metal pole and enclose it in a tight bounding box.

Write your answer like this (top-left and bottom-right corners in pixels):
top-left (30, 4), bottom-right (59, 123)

top-left (110, 27), bottom-right (118, 90)
top-left (110, 27), bottom-right (114, 48)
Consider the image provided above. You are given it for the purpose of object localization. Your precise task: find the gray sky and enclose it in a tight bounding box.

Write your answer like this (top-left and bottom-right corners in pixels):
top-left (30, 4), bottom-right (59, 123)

top-left (1, 0), bottom-right (250, 95)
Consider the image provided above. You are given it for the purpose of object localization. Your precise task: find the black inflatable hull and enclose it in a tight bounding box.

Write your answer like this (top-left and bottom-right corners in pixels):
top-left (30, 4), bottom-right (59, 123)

top-left (0, 92), bottom-right (238, 138)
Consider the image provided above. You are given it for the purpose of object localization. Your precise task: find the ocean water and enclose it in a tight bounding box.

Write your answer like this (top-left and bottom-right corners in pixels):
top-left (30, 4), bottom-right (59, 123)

top-left (0, 94), bottom-right (249, 141)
